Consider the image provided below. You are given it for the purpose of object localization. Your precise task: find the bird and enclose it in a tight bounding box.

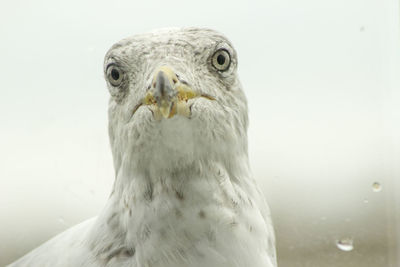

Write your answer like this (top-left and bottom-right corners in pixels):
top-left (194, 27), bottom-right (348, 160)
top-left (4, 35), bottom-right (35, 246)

top-left (8, 27), bottom-right (277, 267)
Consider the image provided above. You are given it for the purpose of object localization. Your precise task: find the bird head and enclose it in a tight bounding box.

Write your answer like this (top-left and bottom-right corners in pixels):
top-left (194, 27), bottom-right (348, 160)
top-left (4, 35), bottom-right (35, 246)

top-left (104, 28), bottom-right (248, 175)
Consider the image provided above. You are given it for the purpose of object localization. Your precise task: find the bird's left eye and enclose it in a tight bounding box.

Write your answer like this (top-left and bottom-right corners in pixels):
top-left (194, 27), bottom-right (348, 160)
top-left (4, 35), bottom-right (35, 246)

top-left (106, 65), bottom-right (123, 87)
top-left (211, 49), bottom-right (231, 71)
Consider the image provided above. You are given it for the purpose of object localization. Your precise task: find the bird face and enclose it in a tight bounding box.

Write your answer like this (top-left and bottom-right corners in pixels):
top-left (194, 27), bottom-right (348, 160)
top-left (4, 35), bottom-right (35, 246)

top-left (104, 28), bottom-right (249, 173)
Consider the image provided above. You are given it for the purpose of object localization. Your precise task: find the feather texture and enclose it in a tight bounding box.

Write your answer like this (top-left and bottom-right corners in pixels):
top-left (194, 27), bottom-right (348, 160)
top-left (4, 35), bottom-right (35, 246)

top-left (9, 27), bottom-right (277, 267)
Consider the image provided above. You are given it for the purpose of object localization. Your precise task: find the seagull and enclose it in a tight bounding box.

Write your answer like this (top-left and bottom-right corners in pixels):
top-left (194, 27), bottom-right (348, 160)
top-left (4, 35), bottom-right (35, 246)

top-left (9, 27), bottom-right (277, 267)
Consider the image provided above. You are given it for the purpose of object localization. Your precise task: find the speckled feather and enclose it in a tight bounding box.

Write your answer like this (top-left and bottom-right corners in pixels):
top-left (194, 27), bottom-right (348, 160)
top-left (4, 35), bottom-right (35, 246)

top-left (8, 27), bottom-right (277, 267)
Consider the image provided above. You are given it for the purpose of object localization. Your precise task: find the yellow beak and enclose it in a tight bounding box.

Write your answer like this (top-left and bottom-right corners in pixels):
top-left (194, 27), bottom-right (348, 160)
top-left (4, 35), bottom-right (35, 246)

top-left (142, 66), bottom-right (199, 119)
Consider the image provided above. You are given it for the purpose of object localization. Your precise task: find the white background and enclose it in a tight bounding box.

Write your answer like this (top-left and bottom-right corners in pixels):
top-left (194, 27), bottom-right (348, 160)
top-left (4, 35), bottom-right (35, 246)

top-left (0, 0), bottom-right (399, 266)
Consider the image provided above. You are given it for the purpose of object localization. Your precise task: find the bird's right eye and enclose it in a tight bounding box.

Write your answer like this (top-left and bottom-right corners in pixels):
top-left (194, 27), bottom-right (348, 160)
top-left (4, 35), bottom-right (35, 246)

top-left (106, 65), bottom-right (124, 87)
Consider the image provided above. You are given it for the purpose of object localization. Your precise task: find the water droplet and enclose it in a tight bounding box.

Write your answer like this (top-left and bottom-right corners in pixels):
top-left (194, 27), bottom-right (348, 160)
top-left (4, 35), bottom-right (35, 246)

top-left (363, 199), bottom-right (369, 204)
top-left (372, 182), bottom-right (382, 192)
top-left (320, 216), bottom-right (327, 221)
top-left (360, 26), bottom-right (365, 32)
top-left (336, 238), bottom-right (354, 252)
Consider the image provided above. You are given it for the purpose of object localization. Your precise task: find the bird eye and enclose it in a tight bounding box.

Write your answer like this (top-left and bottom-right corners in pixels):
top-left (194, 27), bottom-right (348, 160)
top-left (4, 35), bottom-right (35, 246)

top-left (211, 49), bottom-right (231, 71)
top-left (106, 65), bottom-right (123, 86)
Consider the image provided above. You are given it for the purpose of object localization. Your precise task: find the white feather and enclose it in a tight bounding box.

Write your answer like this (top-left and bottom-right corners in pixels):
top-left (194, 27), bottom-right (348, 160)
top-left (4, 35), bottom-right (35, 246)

top-left (8, 27), bottom-right (277, 267)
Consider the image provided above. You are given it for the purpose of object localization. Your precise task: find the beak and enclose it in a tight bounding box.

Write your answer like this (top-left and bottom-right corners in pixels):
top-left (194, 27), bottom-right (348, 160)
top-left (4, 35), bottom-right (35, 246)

top-left (141, 66), bottom-right (215, 120)
top-left (153, 67), bottom-right (179, 118)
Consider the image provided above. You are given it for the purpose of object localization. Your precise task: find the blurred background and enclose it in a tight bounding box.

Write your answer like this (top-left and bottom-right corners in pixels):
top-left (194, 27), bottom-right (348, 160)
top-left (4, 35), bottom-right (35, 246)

top-left (0, 0), bottom-right (399, 266)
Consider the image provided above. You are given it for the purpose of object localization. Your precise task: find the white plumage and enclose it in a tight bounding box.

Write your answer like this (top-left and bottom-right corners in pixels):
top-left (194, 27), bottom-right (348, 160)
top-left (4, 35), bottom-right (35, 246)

top-left (9, 27), bottom-right (277, 267)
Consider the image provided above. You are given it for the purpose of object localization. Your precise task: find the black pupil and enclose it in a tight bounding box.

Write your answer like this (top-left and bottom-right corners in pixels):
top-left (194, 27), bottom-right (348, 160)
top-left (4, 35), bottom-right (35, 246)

top-left (217, 54), bottom-right (226, 65)
top-left (111, 68), bottom-right (120, 80)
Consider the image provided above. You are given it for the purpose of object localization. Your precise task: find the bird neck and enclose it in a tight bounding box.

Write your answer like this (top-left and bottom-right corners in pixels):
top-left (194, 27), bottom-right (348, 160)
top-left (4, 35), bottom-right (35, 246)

top-left (111, 152), bottom-right (251, 203)
top-left (88, 151), bottom-right (260, 263)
